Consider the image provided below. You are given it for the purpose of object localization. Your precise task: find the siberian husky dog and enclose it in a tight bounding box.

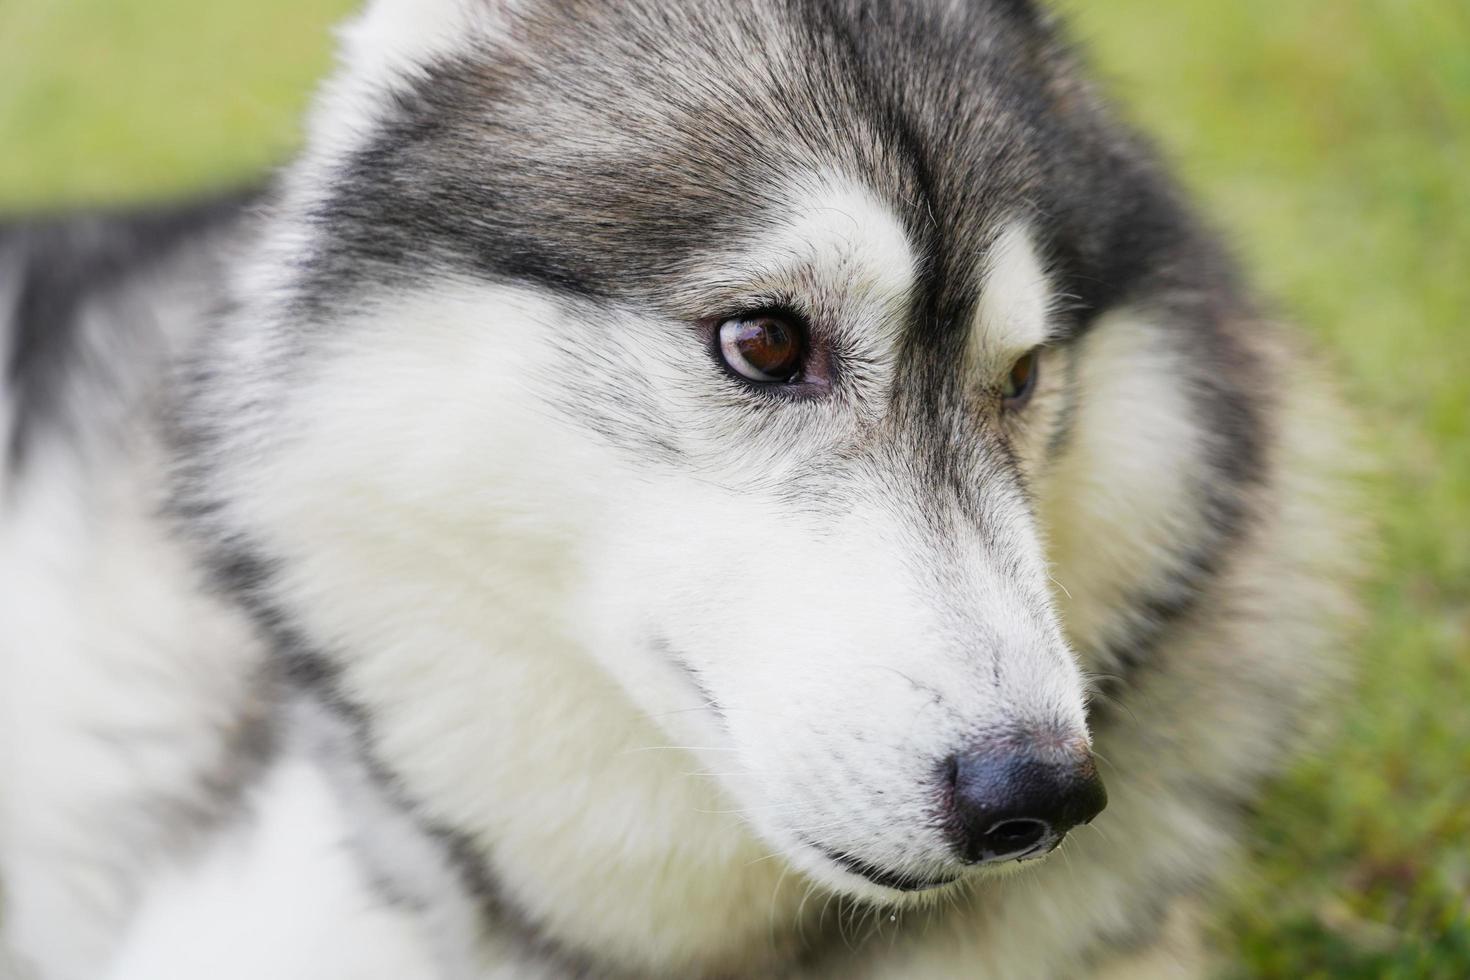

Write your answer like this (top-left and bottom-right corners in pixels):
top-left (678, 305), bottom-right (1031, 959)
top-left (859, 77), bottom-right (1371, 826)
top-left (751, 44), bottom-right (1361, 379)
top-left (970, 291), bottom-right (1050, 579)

top-left (0, 0), bottom-right (1360, 977)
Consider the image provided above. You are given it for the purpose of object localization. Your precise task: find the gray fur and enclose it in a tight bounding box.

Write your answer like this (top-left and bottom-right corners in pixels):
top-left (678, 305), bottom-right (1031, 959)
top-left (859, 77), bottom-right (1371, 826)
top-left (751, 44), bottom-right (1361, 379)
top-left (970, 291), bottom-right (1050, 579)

top-left (0, 2), bottom-right (1360, 978)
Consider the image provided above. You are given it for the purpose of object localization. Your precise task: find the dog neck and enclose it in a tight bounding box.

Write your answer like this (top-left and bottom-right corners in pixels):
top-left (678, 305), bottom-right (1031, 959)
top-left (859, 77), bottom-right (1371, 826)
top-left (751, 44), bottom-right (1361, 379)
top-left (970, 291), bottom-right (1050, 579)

top-left (285, 634), bottom-right (831, 978)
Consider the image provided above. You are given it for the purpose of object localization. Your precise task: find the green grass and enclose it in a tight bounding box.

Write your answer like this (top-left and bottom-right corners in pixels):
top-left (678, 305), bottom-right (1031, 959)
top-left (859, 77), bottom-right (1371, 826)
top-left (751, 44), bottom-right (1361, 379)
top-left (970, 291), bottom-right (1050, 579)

top-left (1058, 3), bottom-right (1470, 974)
top-left (0, 0), bottom-right (353, 205)
top-left (3, 1), bottom-right (1466, 975)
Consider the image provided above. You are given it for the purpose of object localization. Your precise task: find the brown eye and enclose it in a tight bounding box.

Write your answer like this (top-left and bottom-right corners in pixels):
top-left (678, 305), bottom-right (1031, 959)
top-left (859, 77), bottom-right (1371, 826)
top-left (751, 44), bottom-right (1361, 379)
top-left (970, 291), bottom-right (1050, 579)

top-left (1002, 348), bottom-right (1040, 409)
top-left (717, 314), bottom-right (806, 383)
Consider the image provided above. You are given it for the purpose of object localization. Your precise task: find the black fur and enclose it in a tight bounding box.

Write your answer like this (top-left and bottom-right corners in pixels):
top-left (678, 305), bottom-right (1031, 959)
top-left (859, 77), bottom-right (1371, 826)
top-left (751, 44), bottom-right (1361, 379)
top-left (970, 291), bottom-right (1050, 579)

top-left (7, 1), bottom-right (1292, 974)
top-left (273, 0), bottom-right (1268, 700)
top-left (1, 188), bottom-right (259, 471)
top-left (170, 4), bottom-right (1275, 961)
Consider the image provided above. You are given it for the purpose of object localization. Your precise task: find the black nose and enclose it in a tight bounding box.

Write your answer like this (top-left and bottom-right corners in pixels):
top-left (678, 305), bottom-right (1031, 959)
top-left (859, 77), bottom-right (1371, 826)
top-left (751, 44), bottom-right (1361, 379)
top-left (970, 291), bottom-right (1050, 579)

top-left (946, 743), bottom-right (1107, 864)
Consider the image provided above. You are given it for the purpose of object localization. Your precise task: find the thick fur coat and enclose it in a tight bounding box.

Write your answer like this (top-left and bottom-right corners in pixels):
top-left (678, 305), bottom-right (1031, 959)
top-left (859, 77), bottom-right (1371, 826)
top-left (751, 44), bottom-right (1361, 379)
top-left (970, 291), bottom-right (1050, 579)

top-left (0, 1), bottom-right (1359, 977)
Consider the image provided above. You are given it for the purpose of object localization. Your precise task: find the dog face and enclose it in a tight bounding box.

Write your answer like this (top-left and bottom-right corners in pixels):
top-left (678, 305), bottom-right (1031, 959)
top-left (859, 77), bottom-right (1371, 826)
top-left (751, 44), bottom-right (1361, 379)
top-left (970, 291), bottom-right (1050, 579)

top-left (185, 0), bottom-right (1240, 909)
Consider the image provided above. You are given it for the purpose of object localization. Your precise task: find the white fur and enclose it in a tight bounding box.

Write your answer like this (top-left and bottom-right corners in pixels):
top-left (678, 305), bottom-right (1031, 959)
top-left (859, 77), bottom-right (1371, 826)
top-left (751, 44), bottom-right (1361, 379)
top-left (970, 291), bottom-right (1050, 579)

top-left (1038, 307), bottom-right (1215, 669)
top-left (0, 235), bottom-right (1357, 980)
top-left (0, 4), bottom-right (1362, 976)
top-left (0, 437), bottom-right (263, 980)
top-left (971, 221), bottom-right (1055, 368)
top-left (178, 164), bottom-right (1092, 972)
top-left (106, 757), bottom-right (440, 980)
top-left (309, 0), bottom-right (518, 163)
top-left (695, 171), bottom-right (917, 327)
top-left (0, 206), bottom-right (265, 980)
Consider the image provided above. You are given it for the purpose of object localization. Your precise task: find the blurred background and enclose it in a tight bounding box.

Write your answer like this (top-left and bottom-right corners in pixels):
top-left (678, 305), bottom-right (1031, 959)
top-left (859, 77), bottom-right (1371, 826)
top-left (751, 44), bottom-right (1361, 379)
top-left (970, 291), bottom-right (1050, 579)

top-left (1, 0), bottom-right (1465, 975)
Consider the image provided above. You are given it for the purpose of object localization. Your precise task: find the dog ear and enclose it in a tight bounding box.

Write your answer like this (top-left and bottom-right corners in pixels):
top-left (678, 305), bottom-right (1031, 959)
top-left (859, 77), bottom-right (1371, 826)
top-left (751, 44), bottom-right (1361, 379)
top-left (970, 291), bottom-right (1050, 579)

top-left (941, 0), bottom-right (1055, 32)
top-left (336, 0), bottom-right (520, 79)
top-left (299, 0), bottom-right (520, 158)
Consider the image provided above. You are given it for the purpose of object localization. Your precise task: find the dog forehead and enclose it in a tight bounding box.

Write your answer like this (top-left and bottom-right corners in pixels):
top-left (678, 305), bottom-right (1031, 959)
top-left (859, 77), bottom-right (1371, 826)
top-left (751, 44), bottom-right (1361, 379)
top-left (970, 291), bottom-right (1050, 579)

top-left (300, 0), bottom-right (1071, 330)
top-left (675, 171), bottom-right (918, 317)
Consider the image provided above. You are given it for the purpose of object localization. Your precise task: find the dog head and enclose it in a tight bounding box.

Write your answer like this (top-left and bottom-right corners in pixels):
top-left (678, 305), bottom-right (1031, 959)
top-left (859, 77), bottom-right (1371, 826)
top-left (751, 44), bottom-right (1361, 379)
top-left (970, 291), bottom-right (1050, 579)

top-left (178, 0), bottom-right (1237, 914)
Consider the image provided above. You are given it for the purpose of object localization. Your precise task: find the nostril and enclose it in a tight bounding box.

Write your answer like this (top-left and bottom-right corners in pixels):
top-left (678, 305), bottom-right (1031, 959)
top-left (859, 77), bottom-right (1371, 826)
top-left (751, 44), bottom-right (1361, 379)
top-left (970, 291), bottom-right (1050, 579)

top-left (984, 818), bottom-right (1049, 855)
top-left (947, 743), bottom-right (1107, 864)
top-left (943, 753), bottom-right (960, 790)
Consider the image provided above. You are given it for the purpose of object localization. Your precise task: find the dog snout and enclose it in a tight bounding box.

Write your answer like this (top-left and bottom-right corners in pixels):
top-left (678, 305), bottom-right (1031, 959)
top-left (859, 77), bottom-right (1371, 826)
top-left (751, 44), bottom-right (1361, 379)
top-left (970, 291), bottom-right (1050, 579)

top-left (944, 739), bottom-right (1107, 864)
